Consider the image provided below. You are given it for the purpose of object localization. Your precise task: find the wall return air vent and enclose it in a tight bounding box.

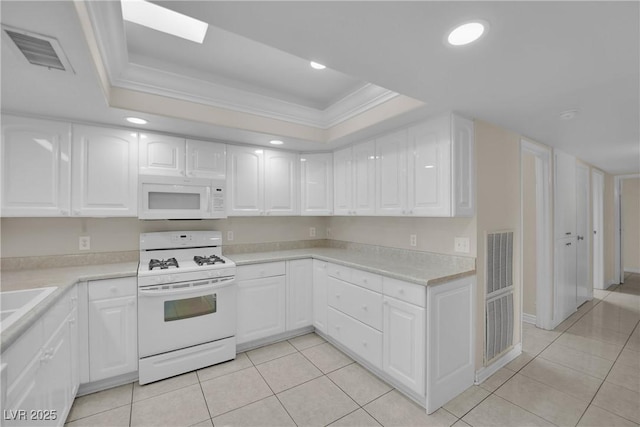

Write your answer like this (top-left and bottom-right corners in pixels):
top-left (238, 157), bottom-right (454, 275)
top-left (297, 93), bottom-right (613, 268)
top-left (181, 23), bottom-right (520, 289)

top-left (2, 25), bottom-right (74, 73)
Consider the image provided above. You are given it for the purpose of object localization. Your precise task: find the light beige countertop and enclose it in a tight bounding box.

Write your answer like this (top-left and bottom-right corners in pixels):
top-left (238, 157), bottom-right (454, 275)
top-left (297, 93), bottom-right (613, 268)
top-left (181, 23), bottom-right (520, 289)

top-left (1, 262), bottom-right (138, 351)
top-left (1, 245), bottom-right (474, 352)
top-left (227, 247), bottom-right (475, 287)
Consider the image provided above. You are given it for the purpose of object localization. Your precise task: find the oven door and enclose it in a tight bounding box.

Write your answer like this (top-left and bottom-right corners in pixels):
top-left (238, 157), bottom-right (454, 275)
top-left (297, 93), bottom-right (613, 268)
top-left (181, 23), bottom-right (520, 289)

top-left (138, 277), bottom-right (236, 358)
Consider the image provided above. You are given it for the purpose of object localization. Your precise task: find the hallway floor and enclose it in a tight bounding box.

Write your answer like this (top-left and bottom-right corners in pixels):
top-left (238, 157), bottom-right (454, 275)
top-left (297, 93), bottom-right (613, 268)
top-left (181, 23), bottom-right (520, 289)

top-left (65, 274), bottom-right (640, 426)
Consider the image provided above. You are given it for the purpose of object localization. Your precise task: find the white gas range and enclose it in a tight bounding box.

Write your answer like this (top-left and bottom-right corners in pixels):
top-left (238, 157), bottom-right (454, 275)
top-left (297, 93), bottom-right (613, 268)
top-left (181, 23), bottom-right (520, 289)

top-left (137, 231), bottom-right (237, 385)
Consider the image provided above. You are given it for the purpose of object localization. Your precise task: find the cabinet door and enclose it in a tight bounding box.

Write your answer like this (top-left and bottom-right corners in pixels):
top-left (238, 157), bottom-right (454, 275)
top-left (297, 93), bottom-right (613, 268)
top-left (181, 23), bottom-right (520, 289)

top-left (451, 115), bottom-right (475, 217)
top-left (301, 153), bottom-right (333, 216)
top-left (352, 141), bottom-right (376, 215)
top-left (139, 133), bottom-right (185, 176)
top-left (376, 130), bottom-right (407, 215)
top-left (264, 150), bottom-right (298, 215)
top-left (333, 147), bottom-right (353, 215)
top-left (88, 295), bottom-right (138, 381)
top-left (312, 260), bottom-right (329, 334)
top-left (407, 117), bottom-right (451, 216)
top-left (383, 296), bottom-right (425, 395)
top-left (1, 115), bottom-right (71, 216)
top-left (227, 146), bottom-right (264, 216)
top-left (554, 150), bottom-right (577, 238)
top-left (237, 275), bottom-right (286, 344)
top-left (40, 312), bottom-right (74, 423)
top-left (186, 139), bottom-right (226, 179)
top-left (287, 259), bottom-right (314, 330)
top-left (72, 125), bottom-right (138, 216)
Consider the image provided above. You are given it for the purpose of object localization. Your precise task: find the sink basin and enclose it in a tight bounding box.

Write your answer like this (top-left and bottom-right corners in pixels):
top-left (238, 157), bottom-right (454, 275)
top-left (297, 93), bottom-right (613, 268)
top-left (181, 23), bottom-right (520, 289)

top-left (1, 287), bottom-right (57, 332)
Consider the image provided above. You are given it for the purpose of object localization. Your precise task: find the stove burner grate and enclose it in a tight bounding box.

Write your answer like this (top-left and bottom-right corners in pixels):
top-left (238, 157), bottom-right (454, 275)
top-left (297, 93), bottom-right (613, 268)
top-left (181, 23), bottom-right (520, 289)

top-left (194, 255), bottom-right (226, 266)
top-left (149, 258), bottom-right (179, 270)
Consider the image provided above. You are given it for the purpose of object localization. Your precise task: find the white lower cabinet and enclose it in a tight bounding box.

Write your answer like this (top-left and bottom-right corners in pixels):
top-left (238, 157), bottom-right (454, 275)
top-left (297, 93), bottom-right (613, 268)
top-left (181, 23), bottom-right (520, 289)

top-left (286, 259), bottom-right (313, 330)
top-left (236, 262), bottom-right (287, 345)
top-left (2, 287), bottom-right (79, 426)
top-left (382, 296), bottom-right (425, 395)
top-left (88, 278), bottom-right (138, 382)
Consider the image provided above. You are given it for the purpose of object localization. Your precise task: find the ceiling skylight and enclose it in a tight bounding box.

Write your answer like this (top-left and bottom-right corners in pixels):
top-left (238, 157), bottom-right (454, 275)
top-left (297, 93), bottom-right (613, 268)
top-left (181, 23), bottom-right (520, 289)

top-left (121, 0), bottom-right (208, 44)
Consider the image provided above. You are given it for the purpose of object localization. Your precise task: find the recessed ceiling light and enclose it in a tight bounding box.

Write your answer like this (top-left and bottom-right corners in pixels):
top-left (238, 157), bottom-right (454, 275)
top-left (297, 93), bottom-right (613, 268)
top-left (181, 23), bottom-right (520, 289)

top-left (310, 61), bottom-right (326, 70)
top-left (447, 21), bottom-right (487, 46)
top-left (121, 0), bottom-right (208, 44)
top-left (270, 140), bottom-right (284, 145)
top-left (126, 117), bottom-right (147, 125)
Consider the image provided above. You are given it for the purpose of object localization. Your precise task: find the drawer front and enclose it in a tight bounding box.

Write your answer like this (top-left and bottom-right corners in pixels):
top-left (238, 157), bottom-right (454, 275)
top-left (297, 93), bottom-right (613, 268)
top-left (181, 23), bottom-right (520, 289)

top-left (328, 263), bottom-right (352, 282)
top-left (327, 307), bottom-right (382, 369)
top-left (383, 277), bottom-right (426, 307)
top-left (237, 262), bottom-right (286, 281)
top-left (351, 269), bottom-right (383, 293)
top-left (89, 277), bottom-right (137, 300)
top-left (328, 277), bottom-right (383, 330)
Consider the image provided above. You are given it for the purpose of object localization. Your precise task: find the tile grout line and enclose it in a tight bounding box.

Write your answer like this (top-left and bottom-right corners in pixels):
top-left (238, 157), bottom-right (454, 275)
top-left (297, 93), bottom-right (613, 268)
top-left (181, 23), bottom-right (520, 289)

top-left (196, 369), bottom-right (214, 426)
top-left (129, 383), bottom-right (134, 427)
top-left (573, 318), bottom-right (640, 426)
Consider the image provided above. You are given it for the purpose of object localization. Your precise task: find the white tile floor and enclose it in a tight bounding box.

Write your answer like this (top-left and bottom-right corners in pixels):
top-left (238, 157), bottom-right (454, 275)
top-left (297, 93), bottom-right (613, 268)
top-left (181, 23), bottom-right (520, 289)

top-left (66, 274), bottom-right (640, 426)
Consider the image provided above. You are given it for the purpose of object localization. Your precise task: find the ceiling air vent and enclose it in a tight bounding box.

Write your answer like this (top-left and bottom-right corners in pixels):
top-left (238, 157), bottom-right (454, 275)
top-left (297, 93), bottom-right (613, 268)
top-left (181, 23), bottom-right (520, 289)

top-left (2, 25), bottom-right (74, 73)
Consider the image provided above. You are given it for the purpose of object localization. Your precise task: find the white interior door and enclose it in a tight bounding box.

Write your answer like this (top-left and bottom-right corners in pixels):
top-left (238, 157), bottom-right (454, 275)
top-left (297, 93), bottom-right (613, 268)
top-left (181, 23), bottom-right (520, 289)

top-left (592, 170), bottom-right (605, 289)
top-left (576, 164), bottom-right (591, 304)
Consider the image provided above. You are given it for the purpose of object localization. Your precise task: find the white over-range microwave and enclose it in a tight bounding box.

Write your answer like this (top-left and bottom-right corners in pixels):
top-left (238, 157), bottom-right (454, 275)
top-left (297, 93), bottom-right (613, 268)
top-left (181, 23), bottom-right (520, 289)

top-left (138, 174), bottom-right (226, 219)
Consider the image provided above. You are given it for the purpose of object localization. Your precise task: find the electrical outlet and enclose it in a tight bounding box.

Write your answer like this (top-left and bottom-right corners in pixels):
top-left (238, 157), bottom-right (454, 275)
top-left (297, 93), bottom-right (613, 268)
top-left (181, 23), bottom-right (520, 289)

top-left (410, 234), bottom-right (417, 247)
top-left (79, 236), bottom-right (91, 251)
top-left (227, 231), bottom-right (234, 241)
top-left (309, 227), bottom-right (316, 237)
top-left (454, 237), bottom-right (470, 253)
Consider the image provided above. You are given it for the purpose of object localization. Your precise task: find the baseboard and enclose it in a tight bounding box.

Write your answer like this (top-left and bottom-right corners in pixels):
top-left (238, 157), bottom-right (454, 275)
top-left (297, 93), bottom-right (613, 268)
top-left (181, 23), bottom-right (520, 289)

top-left (236, 326), bottom-right (314, 353)
top-left (522, 313), bottom-right (537, 325)
top-left (474, 343), bottom-right (522, 385)
top-left (624, 268), bottom-right (640, 274)
top-left (77, 371), bottom-right (138, 396)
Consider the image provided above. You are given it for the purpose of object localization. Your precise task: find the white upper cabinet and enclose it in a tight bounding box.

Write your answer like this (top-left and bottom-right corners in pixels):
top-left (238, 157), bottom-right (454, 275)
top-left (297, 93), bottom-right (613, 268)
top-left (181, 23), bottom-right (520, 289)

top-left (376, 130), bottom-right (407, 215)
top-left (227, 146), bottom-right (263, 215)
top-left (140, 134), bottom-right (226, 178)
top-left (227, 146), bottom-right (298, 216)
top-left (333, 147), bottom-right (353, 215)
top-left (373, 113), bottom-right (474, 217)
top-left (264, 150), bottom-right (298, 215)
top-left (1, 115), bottom-right (71, 216)
top-left (186, 139), bottom-right (226, 179)
top-left (139, 134), bottom-right (185, 176)
top-left (72, 125), bottom-right (138, 217)
top-left (333, 141), bottom-right (375, 215)
top-left (407, 116), bottom-right (452, 217)
top-left (554, 149), bottom-right (577, 239)
top-left (300, 153), bottom-right (333, 215)
top-left (451, 115), bottom-right (475, 217)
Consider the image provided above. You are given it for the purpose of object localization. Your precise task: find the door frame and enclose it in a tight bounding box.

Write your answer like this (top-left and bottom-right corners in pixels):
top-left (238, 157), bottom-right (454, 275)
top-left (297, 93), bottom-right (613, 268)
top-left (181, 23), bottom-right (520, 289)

top-left (615, 174), bottom-right (640, 283)
top-left (592, 169), bottom-right (605, 289)
top-left (575, 163), bottom-right (591, 304)
top-left (520, 139), bottom-right (554, 330)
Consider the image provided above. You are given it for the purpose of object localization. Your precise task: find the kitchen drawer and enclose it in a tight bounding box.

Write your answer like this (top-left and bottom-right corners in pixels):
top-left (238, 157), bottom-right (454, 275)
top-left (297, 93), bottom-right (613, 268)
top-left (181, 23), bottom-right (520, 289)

top-left (89, 277), bottom-right (137, 301)
top-left (237, 262), bottom-right (285, 281)
top-left (351, 269), bottom-right (383, 293)
top-left (383, 277), bottom-right (426, 307)
top-left (328, 263), bottom-right (352, 282)
top-left (328, 277), bottom-right (383, 330)
top-left (327, 307), bottom-right (382, 369)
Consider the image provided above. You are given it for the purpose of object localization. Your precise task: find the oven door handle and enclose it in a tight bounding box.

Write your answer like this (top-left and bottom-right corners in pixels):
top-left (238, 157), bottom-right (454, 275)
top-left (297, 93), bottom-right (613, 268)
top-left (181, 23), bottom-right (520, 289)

top-left (139, 279), bottom-right (234, 297)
